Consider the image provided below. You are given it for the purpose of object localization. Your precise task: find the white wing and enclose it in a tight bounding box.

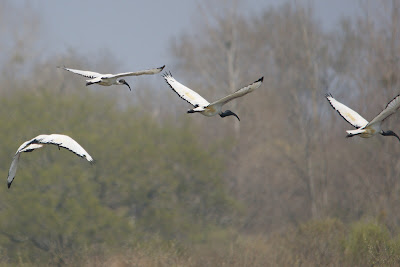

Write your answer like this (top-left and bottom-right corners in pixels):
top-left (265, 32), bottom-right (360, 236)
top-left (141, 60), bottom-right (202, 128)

top-left (367, 94), bottom-right (400, 127)
top-left (111, 65), bottom-right (165, 78)
top-left (7, 134), bottom-right (94, 188)
top-left (326, 93), bottom-right (369, 128)
top-left (15, 139), bottom-right (38, 153)
top-left (210, 77), bottom-right (263, 107)
top-left (58, 67), bottom-right (102, 79)
top-left (163, 73), bottom-right (210, 108)
top-left (7, 154), bottom-right (21, 188)
top-left (7, 141), bottom-right (44, 188)
top-left (19, 143), bottom-right (44, 152)
top-left (36, 134), bottom-right (94, 162)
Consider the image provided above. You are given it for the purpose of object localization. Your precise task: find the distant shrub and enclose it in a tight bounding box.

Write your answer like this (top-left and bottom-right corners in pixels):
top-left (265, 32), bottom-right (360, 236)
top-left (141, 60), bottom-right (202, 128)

top-left (345, 221), bottom-right (400, 266)
top-left (278, 218), bottom-right (346, 266)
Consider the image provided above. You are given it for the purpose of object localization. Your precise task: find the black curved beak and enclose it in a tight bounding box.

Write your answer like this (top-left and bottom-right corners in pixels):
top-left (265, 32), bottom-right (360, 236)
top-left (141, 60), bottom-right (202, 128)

top-left (220, 110), bottom-right (240, 121)
top-left (122, 80), bottom-right (131, 91)
top-left (381, 130), bottom-right (400, 142)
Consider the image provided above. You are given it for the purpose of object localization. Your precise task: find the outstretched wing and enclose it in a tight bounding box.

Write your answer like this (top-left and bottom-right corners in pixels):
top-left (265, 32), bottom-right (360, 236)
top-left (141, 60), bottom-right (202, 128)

top-left (37, 134), bottom-right (94, 162)
top-left (210, 77), bottom-right (263, 107)
top-left (7, 154), bottom-right (21, 188)
top-left (7, 134), bottom-right (94, 188)
top-left (58, 67), bottom-right (102, 79)
top-left (7, 141), bottom-right (44, 188)
top-left (367, 94), bottom-right (400, 127)
top-left (326, 93), bottom-right (369, 128)
top-left (19, 143), bottom-right (44, 152)
top-left (112, 65), bottom-right (165, 78)
top-left (163, 72), bottom-right (210, 108)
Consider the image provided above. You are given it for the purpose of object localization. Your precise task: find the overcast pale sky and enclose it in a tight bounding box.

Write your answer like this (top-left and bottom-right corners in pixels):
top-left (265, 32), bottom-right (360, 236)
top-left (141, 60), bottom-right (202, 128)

top-left (15, 1), bottom-right (359, 71)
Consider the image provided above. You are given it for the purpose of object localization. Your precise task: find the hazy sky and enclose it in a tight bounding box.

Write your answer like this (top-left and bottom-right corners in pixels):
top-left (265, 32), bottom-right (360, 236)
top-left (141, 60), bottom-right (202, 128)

top-left (16, 1), bottom-right (359, 71)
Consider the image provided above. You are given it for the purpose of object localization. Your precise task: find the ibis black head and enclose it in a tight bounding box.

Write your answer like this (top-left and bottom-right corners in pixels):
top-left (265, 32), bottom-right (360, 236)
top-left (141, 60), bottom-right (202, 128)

top-left (381, 130), bottom-right (400, 142)
top-left (220, 110), bottom-right (240, 121)
top-left (118, 79), bottom-right (131, 91)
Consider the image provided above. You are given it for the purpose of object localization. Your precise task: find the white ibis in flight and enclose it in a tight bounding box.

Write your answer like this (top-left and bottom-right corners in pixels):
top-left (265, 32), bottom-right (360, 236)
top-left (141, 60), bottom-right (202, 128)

top-left (163, 72), bottom-right (263, 121)
top-left (7, 134), bottom-right (94, 188)
top-left (326, 93), bottom-right (400, 141)
top-left (58, 65), bottom-right (165, 90)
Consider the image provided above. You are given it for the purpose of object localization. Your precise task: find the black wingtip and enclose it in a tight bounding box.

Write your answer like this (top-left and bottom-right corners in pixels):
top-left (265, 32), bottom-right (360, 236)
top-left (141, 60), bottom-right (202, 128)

top-left (257, 76), bottom-right (264, 83)
top-left (162, 71), bottom-right (173, 79)
top-left (159, 65), bottom-right (166, 70)
top-left (7, 182), bottom-right (12, 189)
top-left (325, 92), bottom-right (333, 98)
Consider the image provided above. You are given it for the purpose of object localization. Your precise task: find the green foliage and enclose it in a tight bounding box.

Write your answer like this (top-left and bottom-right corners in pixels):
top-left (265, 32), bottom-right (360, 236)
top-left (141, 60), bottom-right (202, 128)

top-left (0, 82), bottom-right (236, 264)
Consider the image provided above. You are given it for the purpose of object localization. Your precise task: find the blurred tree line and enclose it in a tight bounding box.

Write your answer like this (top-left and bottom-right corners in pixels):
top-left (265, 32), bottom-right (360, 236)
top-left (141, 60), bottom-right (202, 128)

top-left (172, 0), bottom-right (400, 232)
top-left (0, 0), bottom-right (400, 266)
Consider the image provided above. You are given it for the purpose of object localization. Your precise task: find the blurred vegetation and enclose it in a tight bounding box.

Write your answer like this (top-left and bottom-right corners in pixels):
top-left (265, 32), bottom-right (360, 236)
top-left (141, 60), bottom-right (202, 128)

top-left (1, 0), bottom-right (400, 266)
top-left (0, 72), bottom-right (237, 265)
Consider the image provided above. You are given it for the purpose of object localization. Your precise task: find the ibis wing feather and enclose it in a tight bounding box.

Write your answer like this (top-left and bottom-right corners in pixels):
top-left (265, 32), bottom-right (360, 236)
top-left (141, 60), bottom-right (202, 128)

top-left (7, 139), bottom-right (43, 188)
top-left (6, 134), bottom-right (94, 188)
top-left (59, 67), bottom-right (102, 79)
top-left (210, 77), bottom-right (263, 107)
top-left (7, 154), bottom-right (20, 188)
top-left (15, 139), bottom-right (36, 153)
top-left (326, 93), bottom-right (369, 128)
top-left (163, 73), bottom-right (210, 107)
top-left (112, 65), bottom-right (165, 78)
top-left (38, 134), bottom-right (94, 162)
top-left (367, 94), bottom-right (400, 127)
top-left (19, 143), bottom-right (44, 153)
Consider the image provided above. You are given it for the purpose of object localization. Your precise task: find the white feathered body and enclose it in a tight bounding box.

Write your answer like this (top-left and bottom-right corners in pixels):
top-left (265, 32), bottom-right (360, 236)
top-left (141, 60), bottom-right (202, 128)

top-left (346, 124), bottom-right (381, 138)
top-left (86, 74), bottom-right (117, 86)
top-left (192, 105), bottom-right (219, 116)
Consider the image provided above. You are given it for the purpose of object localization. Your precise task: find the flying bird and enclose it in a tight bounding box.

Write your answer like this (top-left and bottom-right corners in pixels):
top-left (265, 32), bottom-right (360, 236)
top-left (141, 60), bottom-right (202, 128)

top-left (163, 73), bottom-right (263, 121)
top-left (58, 65), bottom-right (165, 90)
top-left (326, 93), bottom-right (400, 141)
top-left (7, 134), bottom-right (94, 188)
